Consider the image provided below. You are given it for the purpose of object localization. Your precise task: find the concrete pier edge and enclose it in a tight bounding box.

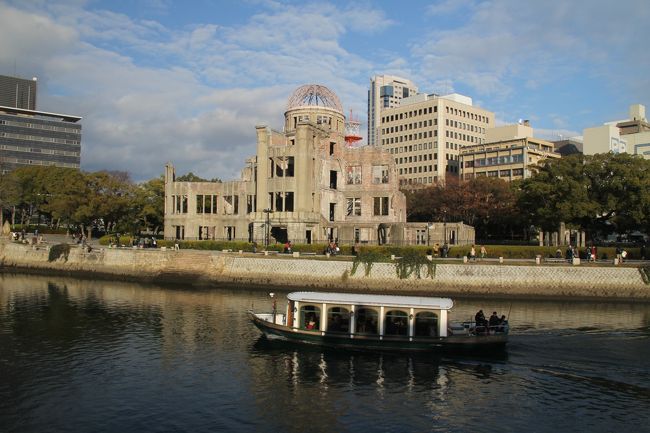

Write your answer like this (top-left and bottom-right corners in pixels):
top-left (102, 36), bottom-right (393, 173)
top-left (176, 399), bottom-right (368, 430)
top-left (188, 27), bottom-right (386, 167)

top-left (1, 241), bottom-right (649, 301)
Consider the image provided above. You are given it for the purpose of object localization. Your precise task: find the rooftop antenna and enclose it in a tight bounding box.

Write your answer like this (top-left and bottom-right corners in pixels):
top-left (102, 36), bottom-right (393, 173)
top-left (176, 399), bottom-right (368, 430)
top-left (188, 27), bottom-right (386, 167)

top-left (345, 109), bottom-right (363, 147)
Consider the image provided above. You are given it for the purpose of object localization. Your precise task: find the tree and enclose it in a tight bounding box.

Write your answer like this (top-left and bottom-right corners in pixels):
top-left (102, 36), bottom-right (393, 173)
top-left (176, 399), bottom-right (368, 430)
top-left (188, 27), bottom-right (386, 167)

top-left (133, 176), bottom-right (165, 234)
top-left (404, 177), bottom-right (521, 239)
top-left (585, 152), bottom-right (650, 236)
top-left (73, 171), bottom-right (135, 234)
top-left (518, 153), bottom-right (650, 239)
top-left (517, 154), bottom-right (596, 232)
top-left (176, 172), bottom-right (222, 182)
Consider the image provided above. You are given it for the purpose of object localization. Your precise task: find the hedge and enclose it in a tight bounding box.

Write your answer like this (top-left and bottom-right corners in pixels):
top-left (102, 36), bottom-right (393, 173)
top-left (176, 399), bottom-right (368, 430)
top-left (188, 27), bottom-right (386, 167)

top-left (94, 237), bottom-right (643, 260)
top-left (9, 225), bottom-right (68, 235)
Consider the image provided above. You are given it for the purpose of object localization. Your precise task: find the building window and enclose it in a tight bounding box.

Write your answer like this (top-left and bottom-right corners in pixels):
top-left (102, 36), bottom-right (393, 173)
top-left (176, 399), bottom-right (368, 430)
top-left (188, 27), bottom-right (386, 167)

top-left (346, 197), bottom-right (361, 216)
top-left (373, 197), bottom-right (389, 216)
top-left (346, 165), bottom-right (362, 184)
top-left (224, 195), bottom-right (238, 214)
top-left (372, 165), bottom-right (389, 184)
top-left (275, 192), bottom-right (283, 211)
top-left (198, 226), bottom-right (211, 240)
top-left (174, 195), bottom-right (188, 214)
top-left (247, 195), bottom-right (256, 213)
top-left (285, 192), bottom-right (294, 212)
top-left (204, 195), bottom-right (213, 214)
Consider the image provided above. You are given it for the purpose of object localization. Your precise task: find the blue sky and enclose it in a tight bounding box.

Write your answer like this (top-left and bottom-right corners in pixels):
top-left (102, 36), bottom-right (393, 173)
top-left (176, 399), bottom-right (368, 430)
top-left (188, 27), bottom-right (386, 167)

top-left (1, 0), bottom-right (648, 181)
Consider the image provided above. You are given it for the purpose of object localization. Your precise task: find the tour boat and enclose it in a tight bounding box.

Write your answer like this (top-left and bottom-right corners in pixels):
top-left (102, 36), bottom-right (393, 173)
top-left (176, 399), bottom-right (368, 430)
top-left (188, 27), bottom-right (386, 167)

top-left (248, 292), bottom-right (509, 352)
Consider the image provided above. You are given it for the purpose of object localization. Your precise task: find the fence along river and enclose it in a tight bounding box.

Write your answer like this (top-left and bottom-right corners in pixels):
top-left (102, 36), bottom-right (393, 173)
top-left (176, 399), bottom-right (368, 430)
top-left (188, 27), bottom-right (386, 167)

top-left (1, 273), bottom-right (649, 432)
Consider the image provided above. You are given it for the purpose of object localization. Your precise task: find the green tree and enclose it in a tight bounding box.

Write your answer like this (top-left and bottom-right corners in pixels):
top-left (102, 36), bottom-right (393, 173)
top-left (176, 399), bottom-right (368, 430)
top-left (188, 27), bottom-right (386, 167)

top-left (133, 176), bottom-right (164, 234)
top-left (518, 153), bottom-right (650, 239)
top-left (73, 171), bottom-right (135, 234)
top-left (585, 152), bottom-right (650, 236)
top-left (518, 154), bottom-right (596, 232)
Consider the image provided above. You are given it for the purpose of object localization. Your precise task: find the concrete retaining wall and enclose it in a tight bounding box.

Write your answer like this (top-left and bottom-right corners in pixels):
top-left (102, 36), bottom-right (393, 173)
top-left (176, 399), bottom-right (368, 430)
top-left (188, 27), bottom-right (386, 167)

top-left (1, 241), bottom-right (648, 300)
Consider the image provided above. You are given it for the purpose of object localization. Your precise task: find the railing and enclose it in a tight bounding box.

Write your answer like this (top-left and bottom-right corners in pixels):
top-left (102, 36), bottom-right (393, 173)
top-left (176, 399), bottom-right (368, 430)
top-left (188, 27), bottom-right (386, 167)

top-left (460, 321), bottom-right (509, 336)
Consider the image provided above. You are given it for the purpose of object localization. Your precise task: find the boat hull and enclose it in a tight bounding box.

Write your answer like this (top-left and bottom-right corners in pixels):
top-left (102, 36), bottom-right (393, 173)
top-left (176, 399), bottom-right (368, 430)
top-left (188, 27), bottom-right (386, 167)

top-left (248, 311), bottom-right (507, 352)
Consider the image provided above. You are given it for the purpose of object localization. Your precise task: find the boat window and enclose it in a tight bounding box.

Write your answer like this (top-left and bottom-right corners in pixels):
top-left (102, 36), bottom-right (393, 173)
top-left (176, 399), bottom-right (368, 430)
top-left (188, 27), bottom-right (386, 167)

top-left (355, 307), bottom-right (378, 335)
top-left (327, 307), bottom-right (350, 333)
top-left (300, 305), bottom-right (320, 331)
top-left (414, 311), bottom-right (438, 337)
top-left (384, 310), bottom-right (408, 336)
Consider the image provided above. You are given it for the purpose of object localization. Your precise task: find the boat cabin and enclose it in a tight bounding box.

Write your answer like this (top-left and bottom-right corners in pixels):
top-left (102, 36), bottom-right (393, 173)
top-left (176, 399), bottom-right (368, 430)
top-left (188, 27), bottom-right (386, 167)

top-left (284, 292), bottom-right (452, 338)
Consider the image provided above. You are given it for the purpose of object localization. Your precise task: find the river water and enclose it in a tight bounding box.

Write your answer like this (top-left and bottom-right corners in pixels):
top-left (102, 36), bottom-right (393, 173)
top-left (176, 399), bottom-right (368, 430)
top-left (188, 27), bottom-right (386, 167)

top-left (1, 273), bottom-right (649, 433)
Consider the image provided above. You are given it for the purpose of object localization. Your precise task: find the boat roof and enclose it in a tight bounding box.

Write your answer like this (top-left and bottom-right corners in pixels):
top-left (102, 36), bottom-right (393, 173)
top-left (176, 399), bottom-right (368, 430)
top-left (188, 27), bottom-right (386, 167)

top-left (287, 292), bottom-right (453, 310)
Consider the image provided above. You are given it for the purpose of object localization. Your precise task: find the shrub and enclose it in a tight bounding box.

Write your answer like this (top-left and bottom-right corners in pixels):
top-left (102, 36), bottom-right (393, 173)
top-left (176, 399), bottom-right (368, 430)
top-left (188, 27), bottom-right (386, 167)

top-left (395, 249), bottom-right (434, 279)
top-left (350, 248), bottom-right (387, 276)
top-left (48, 243), bottom-right (70, 262)
top-left (640, 266), bottom-right (650, 285)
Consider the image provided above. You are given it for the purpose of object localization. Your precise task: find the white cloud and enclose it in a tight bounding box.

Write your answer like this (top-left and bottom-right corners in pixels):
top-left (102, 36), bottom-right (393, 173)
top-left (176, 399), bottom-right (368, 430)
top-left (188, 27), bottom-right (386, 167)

top-left (412, 0), bottom-right (650, 99)
top-left (0, 2), bottom-right (384, 181)
top-left (2, 0), bottom-right (647, 183)
top-left (426, 0), bottom-right (478, 16)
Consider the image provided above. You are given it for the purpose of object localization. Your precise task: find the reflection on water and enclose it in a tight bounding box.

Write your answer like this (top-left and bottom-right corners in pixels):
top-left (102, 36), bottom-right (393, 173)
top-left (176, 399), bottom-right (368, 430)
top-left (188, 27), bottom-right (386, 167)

top-left (1, 273), bottom-right (649, 433)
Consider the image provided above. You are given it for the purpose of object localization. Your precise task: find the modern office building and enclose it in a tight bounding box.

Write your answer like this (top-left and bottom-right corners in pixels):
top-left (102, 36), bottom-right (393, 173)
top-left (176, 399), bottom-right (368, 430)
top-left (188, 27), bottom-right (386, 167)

top-left (0, 74), bottom-right (82, 173)
top-left (164, 84), bottom-right (474, 246)
top-left (0, 106), bottom-right (82, 173)
top-left (460, 123), bottom-right (560, 181)
top-left (367, 75), bottom-right (419, 147)
top-left (0, 75), bottom-right (37, 110)
top-left (378, 92), bottom-right (494, 187)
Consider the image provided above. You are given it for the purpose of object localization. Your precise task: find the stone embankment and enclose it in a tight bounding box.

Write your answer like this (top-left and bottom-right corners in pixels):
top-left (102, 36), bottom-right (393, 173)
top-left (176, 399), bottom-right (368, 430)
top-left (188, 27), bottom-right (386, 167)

top-left (1, 241), bottom-right (649, 300)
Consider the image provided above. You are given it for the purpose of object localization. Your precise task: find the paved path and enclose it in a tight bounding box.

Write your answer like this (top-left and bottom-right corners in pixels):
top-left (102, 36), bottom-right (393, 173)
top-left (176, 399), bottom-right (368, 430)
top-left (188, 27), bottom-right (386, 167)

top-left (35, 233), bottom-right (102, 248)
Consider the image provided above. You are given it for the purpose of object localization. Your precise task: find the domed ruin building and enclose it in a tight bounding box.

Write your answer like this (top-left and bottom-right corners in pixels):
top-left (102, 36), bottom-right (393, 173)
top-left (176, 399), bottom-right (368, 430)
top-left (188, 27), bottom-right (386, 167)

top-left (164, 84), bottom-right (474, 246)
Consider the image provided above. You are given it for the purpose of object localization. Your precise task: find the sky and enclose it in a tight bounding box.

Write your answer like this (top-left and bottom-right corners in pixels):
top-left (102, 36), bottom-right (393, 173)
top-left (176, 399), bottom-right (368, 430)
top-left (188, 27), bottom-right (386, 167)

top-left (1, 0), bottom-right (648, 182)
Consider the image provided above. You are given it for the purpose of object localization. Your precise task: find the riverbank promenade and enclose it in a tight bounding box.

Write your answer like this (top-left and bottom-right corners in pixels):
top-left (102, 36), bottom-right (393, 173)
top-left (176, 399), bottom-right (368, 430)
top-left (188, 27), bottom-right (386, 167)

top-left (1, 239), bottom-right (649, 300)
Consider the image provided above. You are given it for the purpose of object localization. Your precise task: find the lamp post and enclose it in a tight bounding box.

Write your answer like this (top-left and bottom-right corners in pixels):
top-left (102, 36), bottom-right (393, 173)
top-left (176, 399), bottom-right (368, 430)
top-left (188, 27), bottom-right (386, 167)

top-left (427, 222), bottom-right (432, 246)
top-left (443, 209), bottom-right (447, 245)
top-left (263, 208), bottom-right (273, 248)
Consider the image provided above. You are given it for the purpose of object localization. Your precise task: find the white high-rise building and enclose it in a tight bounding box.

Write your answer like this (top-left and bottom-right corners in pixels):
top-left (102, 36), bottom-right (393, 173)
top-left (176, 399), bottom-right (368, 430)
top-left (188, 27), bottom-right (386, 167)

top-left (379, 93), bottom-right (494, 186)
top-left (367, 75), bottom-right (418, 146)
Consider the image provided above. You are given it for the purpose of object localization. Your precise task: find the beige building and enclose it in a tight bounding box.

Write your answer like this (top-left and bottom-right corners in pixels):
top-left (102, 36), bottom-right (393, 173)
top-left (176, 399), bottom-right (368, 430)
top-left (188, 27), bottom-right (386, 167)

top-left (617, 104), bottom-right (650, 159)
top-left (583, 123), bottom-right (627, 155)
top-left (165, 85), bottom-right (409, 245)
top-left (460, 123), bottom-right (560, 181)
top-left (378, 93), bottom-right (494, 187)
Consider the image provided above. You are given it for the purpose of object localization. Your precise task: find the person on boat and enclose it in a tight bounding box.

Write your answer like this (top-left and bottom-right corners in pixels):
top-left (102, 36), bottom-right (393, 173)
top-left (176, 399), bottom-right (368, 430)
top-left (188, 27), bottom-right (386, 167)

top-left (488, 311), bottom-right (500, 333)
top-left (475, 310), bottom-right (487, 334)
top-left (306, 315), bottom-right (316, 330)
top-left (498, 315), bottom-right (508, 332)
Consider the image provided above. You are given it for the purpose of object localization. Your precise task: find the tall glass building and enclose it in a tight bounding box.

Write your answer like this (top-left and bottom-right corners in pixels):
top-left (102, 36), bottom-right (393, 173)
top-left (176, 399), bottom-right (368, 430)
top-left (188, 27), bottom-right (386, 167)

top-left (0, 75), bottom-right (81, 173)
top-left (367, 75), bottom-right (419, 147)
top-left (0, 75), bottom-right (37, 110)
